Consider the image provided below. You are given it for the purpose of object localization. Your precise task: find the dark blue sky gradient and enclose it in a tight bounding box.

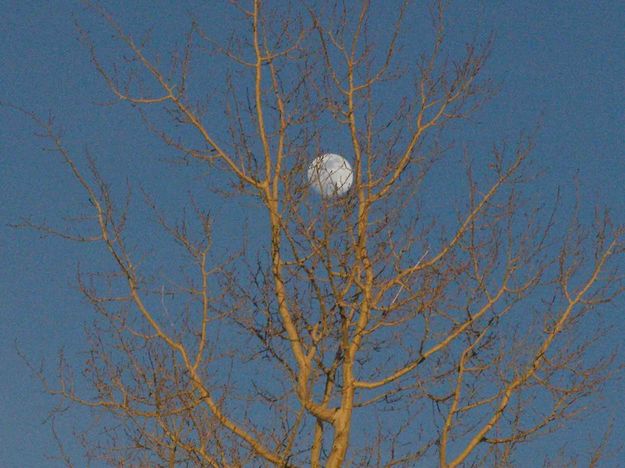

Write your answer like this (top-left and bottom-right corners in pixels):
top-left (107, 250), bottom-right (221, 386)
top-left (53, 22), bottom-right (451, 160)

top-left (2, 1), bottom-right (624, 466)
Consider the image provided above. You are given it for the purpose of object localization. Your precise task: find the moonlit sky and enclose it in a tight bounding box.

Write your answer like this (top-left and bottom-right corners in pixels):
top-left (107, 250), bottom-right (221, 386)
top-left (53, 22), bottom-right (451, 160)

top-left (1, 1), bottom-right (625, 466)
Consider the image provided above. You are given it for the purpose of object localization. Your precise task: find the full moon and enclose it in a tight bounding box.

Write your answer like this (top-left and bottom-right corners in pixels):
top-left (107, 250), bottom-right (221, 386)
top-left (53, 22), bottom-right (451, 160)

top-left (307, 153), bottom-right (353, 197)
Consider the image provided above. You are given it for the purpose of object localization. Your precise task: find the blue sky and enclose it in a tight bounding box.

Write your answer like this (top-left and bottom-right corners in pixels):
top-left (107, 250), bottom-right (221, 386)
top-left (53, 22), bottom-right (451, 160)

top-left (2, 1), bottom-right (624, 466)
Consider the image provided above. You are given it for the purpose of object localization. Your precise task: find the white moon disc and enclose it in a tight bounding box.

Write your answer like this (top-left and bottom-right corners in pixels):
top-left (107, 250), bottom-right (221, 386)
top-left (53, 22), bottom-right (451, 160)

top-left (307, 153), bottom-right (353, 197)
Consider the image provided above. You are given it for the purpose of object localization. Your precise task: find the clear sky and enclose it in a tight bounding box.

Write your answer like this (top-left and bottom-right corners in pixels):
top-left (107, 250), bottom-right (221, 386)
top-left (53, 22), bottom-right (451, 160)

top-left (2, 1), bottom-right (624, 466)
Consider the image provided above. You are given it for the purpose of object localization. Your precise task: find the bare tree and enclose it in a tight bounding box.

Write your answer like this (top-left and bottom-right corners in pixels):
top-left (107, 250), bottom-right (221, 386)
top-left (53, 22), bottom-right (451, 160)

top-left (12, 1), bottom-right (624, 466)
